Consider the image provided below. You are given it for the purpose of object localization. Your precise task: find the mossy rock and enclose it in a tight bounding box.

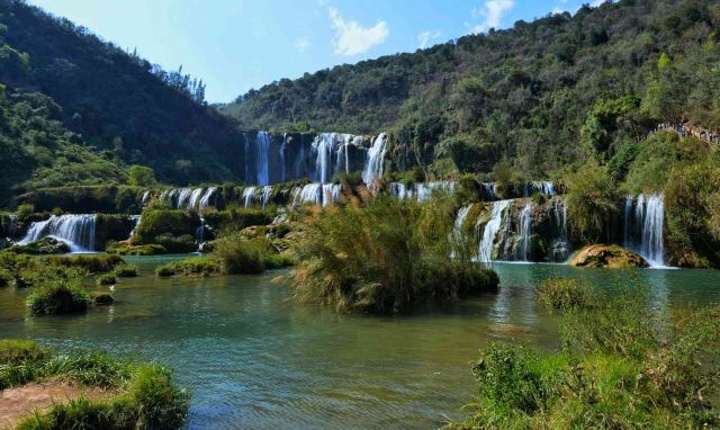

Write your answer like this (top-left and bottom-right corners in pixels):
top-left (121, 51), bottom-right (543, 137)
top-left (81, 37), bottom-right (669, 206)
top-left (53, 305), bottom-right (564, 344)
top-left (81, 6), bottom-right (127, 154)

top-left (569, 245), bottom-right (649, 269)
top-left (106, 241), bottom-right (168, 256)
top-left (91, 292), bottom-right (115, 306)
top-left (8, 237), bottom-right (71, 255)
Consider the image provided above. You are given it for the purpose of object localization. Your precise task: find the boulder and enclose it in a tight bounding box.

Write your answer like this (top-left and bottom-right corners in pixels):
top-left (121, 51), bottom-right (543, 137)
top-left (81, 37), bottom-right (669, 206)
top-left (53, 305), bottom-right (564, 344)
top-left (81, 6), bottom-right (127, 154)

top-left (570, 245), bottom-right (649, 269)
top-left (91, 292), bottom-right (114, 306)
top-left (8, 237), bottom-right (71, 255)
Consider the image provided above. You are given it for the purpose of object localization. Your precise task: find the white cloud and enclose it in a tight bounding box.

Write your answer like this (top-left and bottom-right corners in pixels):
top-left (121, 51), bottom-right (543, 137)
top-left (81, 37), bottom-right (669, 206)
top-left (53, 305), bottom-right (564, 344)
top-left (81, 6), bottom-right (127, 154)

top-left (469, 0), bottom-right (516, 34)
top-left (329, 7), bottom-right (389, 56)
top-left (295, 37), bottom-right (310, 53)
top-left (417, 30), bottom-right (441, 49)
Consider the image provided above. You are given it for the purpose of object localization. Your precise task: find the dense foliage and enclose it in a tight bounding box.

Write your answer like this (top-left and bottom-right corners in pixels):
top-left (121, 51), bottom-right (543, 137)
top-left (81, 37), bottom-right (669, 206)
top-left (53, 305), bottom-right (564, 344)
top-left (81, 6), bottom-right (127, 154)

top-left (452, 281), bottom-right (720, 429)
top-left (224, 0), bottom-right (720, 180)
top-left (0, 0), bottom-right (244, 205)
top-left (289, 196), bottom-right (499, 314)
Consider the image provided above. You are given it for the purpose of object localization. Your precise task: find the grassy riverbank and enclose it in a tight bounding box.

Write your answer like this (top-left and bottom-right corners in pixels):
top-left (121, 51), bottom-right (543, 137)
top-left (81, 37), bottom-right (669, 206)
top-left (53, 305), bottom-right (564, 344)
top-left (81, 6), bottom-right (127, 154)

top-left (0, 339), bottom-right (188, 429)
top-left (451, 279), bottom-right (720, 429)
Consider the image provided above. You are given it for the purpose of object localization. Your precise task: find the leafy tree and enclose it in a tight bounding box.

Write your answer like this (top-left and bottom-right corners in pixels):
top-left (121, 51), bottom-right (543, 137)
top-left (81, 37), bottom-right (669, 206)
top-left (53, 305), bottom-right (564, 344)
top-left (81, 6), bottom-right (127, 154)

top-left (128, 165), bottom-right (157, 187)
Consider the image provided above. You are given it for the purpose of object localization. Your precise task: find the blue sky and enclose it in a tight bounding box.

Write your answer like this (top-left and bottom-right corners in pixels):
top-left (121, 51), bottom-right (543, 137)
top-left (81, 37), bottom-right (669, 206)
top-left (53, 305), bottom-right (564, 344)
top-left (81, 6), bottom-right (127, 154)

top-left (29, 0), bottom-right (607, 103)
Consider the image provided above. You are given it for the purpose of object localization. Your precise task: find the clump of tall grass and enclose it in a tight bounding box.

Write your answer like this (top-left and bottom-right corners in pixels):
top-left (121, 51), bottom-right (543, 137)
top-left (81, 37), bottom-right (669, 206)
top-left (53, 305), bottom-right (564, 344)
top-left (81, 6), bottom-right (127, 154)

top-left (25, 271), bottom-right (91, 316)
top-left (155, 256), bottom-right (221, 277)
top-left (451, 283), bottom-right (720, 429)
top-left (288, 195), bottom-right (498, 314)
top-left (211, 233), bottom-right (293, 275)
top-left (537, 278), bottom-right (599, 313)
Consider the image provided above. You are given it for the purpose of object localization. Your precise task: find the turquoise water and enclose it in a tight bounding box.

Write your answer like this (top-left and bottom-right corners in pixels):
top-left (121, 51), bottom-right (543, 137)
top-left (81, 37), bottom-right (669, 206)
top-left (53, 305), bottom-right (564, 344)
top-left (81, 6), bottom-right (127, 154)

top-left (0, 258), bottom-right (718, 429)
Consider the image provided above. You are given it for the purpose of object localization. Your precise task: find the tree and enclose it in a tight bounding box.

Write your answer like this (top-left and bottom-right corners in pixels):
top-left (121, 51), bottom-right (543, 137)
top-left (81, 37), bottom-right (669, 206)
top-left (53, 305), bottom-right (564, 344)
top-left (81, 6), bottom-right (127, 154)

top-left (128, 165), bottom-right (157, 187)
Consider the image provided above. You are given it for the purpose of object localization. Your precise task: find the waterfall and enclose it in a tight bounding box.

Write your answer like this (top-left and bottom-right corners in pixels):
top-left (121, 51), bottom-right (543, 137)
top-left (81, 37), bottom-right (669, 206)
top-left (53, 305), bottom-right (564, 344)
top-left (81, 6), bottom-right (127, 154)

top-left (482, 183), bottom-right (496, 201)
top-left (19, 214), bottom-right (97, 253)
top-left (293, 183), bottom-right (323, 206)
top-left (517, 202), bottom-right (532, 261)
top-left (416, 181), bottom-right (456, 202)
top-left (261, 186), bottom-right (274, 209)
top-left (128, 215), bottom-right (142, 239)
top-left (279, 134), bottom-right (287, 183)
top-left (640, 193), bottom-right (665, 267)
top-left (243, 187), bottom-right (257, 209)
top-left (551, 198), bottom-right (570, 262)
top-left (196, 216), bottom-right (207, 251)
top-left (390, 183), bottom-right (409, 200)
top-left (199, 188), bottom-right (218, 209)
top-left (141, 191), bottom-right (151, 206)
top-left (256, 132), bottom-right (271, 186)
top-left (624, 193), bottom-right (666, 268)
top-left (312, 133), bottom-right (350, 183)
top-left (362, 133), bottom-right (388, 185)
top-left (478, 200), bottom-right (512, 263)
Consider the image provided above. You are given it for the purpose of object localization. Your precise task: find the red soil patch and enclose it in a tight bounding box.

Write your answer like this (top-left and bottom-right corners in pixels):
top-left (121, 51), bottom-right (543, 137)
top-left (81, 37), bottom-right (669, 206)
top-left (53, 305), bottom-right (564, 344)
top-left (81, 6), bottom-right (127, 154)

top-left (0, 380), bottom-right (111, 429)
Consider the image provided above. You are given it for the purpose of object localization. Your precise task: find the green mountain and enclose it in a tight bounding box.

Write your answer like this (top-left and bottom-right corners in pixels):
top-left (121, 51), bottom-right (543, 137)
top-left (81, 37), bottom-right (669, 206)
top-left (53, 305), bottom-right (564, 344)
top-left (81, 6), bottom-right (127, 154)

top-left (0, 0), bottom-right (243, 203)
top-left (222, 0), bottom-right (720, 177)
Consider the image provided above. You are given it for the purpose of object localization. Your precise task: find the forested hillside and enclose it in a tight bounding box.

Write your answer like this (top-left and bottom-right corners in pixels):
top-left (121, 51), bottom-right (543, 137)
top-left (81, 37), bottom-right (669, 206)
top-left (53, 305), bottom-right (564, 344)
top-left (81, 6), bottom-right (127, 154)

top-left (0, 0), bottom-right (243, 195)
top-left (223, 0), bottom-right (720, 177)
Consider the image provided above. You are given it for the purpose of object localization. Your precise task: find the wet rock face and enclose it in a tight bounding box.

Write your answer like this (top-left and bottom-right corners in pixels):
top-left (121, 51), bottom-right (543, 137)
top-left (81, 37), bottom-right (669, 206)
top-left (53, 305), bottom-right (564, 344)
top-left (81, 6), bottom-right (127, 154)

top-left (569, 245), bottom-right (649, 269)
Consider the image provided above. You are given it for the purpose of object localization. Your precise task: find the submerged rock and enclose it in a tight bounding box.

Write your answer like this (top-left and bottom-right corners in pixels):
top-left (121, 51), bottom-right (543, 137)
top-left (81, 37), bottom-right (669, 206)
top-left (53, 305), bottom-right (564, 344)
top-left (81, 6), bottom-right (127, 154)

top-left (570, 245), bottom-right (649, 269)
top-left (91, 292), bottom-right (115, 306)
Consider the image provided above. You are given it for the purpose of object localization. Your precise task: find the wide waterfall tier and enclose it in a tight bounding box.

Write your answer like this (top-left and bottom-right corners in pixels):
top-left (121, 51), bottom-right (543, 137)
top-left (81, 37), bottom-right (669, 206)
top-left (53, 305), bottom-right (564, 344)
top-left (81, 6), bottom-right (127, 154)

top-left (623, 193), bottom-right (666, 267)
top-left (19, 214), bottom-right (97, 253)
top-left (389, 181), bottom-right (458, 202)
top-left (155, 187), bottom-right (219, 211)
top-left (240, 131), bottom-right (380, 186)
top-left (452, 197), bottom-right (571, 264)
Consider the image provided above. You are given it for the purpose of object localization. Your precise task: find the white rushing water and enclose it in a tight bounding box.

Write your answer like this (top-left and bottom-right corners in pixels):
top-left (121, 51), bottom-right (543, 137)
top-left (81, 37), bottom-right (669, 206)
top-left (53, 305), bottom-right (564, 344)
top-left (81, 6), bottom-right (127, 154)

top-left (362, 133), bottom-right (388, 185)
top-left (261, 186), bottom-right (274, 209)
top-left (293, 183), bottom-right (323, 206)
top-left (478, 200), bottom-right (512, 263)
top-left (640, 193), bottom-right (665, 267)
top-left (551, 198), bottom-right (570, 262)
top-left (19, 214), bottom-right (97, 253)
top-left (157, 188), bottom-right (218, 211)
top-left (623, 193), bottom-right (666, 268)
top-left (517, 202), bottom-right (533, 261)
top-left (312, 133), bottom-right (354, 184)
top-left (243, 187), bottom-right (257, 209)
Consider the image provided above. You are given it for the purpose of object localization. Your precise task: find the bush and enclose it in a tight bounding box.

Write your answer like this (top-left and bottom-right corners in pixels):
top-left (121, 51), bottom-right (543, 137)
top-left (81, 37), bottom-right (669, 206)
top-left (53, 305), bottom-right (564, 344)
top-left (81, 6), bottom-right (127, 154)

top-left (289, 196), bottom-right (497, 314)
top-left (96, 273), bottom-right (117, 286)
top-left (48, 254), bottom-right (125, 274)
top-left (26, 276), bottom-right (91, 316)
top-left (537, 278), bottom-right (598, 312)
top-left (114, 265), bottom-right (138, 278)
top-left (106, 241), bottom-right (167, 256)
top-left (451, 286), bottom-right (720, 429)
top-left (131, 209), bottom-right (198, 253)
top-left (155, 257), bottom-right (220, 277)
top-left (564, 162), bottom-right (619, 243)
top-left (211, 235), bottom-right (267, 275)
top-left (0, 339), bottom-right (47, 364)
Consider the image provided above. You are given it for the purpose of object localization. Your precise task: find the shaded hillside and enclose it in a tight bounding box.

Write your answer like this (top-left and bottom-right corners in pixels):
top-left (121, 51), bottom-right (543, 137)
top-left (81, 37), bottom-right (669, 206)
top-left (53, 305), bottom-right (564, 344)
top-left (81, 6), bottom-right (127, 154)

top-left (223, 0), bottom-right (720, 177)
top-left (0, 0), bottom-right (243, 185)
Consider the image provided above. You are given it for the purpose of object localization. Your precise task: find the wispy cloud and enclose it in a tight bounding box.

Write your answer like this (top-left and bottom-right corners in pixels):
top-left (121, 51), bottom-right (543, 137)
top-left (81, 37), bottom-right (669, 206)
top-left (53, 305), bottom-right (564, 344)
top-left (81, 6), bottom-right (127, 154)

top-left (329, 7), bottom-right (389, 56)
top-left (417, 30), bottom-right (441, 49)
top-left (469, 0), bottom-right (516, 34)
top-left (295, 37), bottom-right (310, 53)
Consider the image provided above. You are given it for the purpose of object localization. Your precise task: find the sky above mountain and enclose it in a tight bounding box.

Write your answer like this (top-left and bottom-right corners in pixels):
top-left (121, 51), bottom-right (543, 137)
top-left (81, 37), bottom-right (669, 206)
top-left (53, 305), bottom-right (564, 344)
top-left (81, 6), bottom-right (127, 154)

top-left (29, 0), bottom-right (608, 103)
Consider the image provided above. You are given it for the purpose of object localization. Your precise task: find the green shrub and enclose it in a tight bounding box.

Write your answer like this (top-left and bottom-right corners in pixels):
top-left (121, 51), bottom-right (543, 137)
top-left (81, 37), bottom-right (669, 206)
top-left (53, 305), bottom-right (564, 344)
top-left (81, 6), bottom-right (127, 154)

top-left (48, 254), bottom-right (125, 274)
top-left (114, 265), bottom-right (138, 278)
top-left (211, 235), bottom-right (267, 275)
top-left (127, 365), bottom-right (189, 428)
top-left (155, 257), bottom-right (220, 277)
top-left (131, 209), bottom-right (198, 247)
top-left (106, 241), bottom-right (167, 256)
top-left (96, 273), bottom-right (117, 286)
top-left (452, 287), bottom-right (720, 429)
top-left (155, 266), bottom-right (175, 278)
top-left (0, 339), bottom-right (47, 364)
top-left (289, 196), bottom-right (497, 314)
top-left (537, 278), bottom-right (598, 313)
top-left (26, 277), bottom-right (91, 315)
top-left (564, 162), bottom-right (620, 243)
top-left (16, 203), bottom-right (35, 220)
